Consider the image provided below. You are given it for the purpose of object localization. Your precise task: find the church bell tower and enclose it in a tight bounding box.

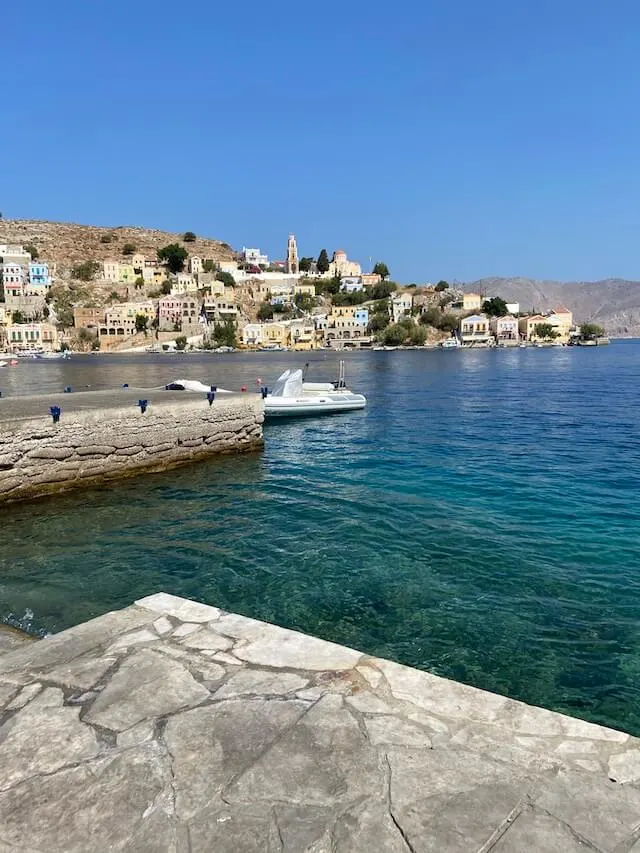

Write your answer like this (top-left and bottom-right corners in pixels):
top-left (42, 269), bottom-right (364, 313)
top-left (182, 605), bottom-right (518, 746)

top-left (286, 234), bottom-right (299, 274)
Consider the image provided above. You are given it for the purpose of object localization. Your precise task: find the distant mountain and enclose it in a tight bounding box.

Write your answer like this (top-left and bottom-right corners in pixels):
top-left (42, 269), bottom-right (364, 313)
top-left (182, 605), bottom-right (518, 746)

top-left (464, 277), bottom-right (640, 337)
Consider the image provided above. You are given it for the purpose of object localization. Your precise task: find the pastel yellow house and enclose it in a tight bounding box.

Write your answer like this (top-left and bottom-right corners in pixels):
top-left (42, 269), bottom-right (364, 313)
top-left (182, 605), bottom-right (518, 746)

top-left (546, 305), bottom-right (573, 342)
top-left (460, 313), bottom-right (491, 344)
top-left (289, 320), bottom-right (316, 350)
top-left (463, 292), bottom-right (483, 311)
top-left (118, 263), bottom-right (136, 283)
top-left (293, 282), bottom-right (316, 297)
top-left (518, 315), bottom-right (547, 341)
top-left (262, 322), bottom-right (290, 348)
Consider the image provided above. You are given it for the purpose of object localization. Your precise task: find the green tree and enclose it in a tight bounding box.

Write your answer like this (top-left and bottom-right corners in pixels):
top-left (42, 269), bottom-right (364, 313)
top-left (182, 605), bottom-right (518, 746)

top-left (483, 296), bottom-right (508, 317)
top-left (122, 242), bottom-right (136, 255)
top-left (158, 243), bottom-right (188, 273)
top-left (317, 249), bottom-right (330, 274)
top-left (24, 244), bottom-right (39, 260)
top-left (202, 259), bottom-right (216, 272)
top-left (368, 310), bottom-right (390, 333)
top-left (298, 257), bottom-right (314, 272)
top-left (439, 313), bottom-right (459, 332)
top-left (373, 261), bottom-right (390, 280)
top-left (419, 306), bottom-right (441, 327)
top-left (100, 234), bottom-right (114, 244)
top-left (135, 314), bottom-right (149, 335)
top-left (182, 231), bottom-right (197, 242)
top-left (71, 260), bottom-right (101, 281)
top-left (160, 280), bottom-right (172, 295)
top-left (174, 335), bottom-right (187, 351)
top-left (435, 280), bottom-right (449, 292)
top-left (212, 318), bottom-right (237, 347)
top-left (134, 276), bottom-right (145, 289)
top-left (383, 323), bottom-right (408, 346)
top-left (410, 325), bottom-right (427, 345)
top-left (216, 271), bottom-right (235, 287)
top-left (535, 323), bottom-right (559, 340)
top-left (293, 292), bottom-right (315, 312)
top-left (11, 310), bottom-right (26, 324)
top-left (580, 322), bottom-right (604, 340)
top-left (257, 302), bottom-right (274, 321)
top-left (371, 280), bottom-right (397, 300)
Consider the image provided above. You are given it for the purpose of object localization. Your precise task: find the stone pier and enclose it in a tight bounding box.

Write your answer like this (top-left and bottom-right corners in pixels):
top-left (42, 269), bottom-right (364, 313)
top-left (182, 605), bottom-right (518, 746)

top-left (1, 593), bottom-right (639, 851)
top-left (0, 389), bottom-right (263, 503)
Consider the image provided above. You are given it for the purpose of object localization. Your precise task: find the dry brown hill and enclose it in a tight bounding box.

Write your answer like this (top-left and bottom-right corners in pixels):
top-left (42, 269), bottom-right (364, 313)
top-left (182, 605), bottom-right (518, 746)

top-left (0, 220), bottom-right (235, 273)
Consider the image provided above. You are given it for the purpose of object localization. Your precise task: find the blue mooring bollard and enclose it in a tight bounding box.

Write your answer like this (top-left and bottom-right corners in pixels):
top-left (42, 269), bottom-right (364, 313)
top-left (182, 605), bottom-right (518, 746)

top-left (207, 391), bottom-right (215, 406)
top-left (50, 406), bottom-right (61, 424)
top-left (138, 399), bottom-right (148, 414)
top-left (122, 383), bottom-right (129, 388)
top-left (64, 386), bottom-right (72, 393)
top-left (261, 387), bottom-right (268, 399)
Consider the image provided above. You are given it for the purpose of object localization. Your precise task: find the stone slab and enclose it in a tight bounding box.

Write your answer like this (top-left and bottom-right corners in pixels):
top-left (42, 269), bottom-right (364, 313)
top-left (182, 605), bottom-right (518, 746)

top-left (1, 593), bottom-right (639, 852)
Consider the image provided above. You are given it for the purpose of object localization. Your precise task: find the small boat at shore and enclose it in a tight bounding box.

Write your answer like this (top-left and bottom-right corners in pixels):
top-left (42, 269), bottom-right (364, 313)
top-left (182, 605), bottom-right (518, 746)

top-left (263, 362), bottom-right (366, 418)
top-left (165, 379), bottom-right (233, 393)
top-left (441, 337), bottom-right (461, 349)
top-left (33, 351), bottom-right (71, 360)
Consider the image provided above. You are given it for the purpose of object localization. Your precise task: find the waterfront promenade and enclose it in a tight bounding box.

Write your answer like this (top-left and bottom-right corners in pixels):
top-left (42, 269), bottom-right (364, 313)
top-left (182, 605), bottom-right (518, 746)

top-left (1, 593), bottom-right (639, 852)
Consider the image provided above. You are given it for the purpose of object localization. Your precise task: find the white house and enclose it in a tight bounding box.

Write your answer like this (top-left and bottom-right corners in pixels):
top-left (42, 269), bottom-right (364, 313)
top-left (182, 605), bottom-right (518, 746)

top-left (460, 313), bottom-right (491, 344)
top-left (340, 276), bottom-right (364, 293)
top-left (241, 323), bottom-right (264, 347)
top-left (243, 247), bottom-right (269, 267)
top-left (390, 292), bottom-right (413, 323)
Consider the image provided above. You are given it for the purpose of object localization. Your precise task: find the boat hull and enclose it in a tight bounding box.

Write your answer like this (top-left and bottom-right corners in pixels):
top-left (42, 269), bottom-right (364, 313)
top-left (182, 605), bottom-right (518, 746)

top-left (265, 393), bottom-right (366, 417)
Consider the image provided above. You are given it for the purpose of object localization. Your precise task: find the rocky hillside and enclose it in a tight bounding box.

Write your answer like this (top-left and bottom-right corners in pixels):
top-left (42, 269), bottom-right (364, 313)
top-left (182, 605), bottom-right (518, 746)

top-left (465, 277), bottom-right (640, 337)
top-left (0, 220), bottom-right (235, 274)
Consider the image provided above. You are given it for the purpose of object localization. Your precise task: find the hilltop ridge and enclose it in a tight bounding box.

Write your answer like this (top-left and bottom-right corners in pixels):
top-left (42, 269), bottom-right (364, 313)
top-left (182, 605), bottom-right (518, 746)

top-left (0, 220), bottom-right (235, 271)
top-left (465, 276), bottom-right (640, 337)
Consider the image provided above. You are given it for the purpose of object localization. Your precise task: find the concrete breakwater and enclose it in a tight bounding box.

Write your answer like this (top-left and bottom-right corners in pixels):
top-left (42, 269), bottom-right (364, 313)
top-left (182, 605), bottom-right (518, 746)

top-left (0, 389), bottom-right (264, 503)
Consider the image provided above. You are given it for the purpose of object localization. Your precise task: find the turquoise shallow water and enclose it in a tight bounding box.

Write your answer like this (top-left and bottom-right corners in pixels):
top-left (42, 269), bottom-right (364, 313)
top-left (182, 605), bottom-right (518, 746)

top-left (2, 344), bottom-right (640, 733)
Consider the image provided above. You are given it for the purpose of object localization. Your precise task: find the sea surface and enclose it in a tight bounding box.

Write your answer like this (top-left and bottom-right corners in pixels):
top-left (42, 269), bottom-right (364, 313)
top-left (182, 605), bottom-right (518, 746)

top-left (2, 344), bottom-right (640, 734)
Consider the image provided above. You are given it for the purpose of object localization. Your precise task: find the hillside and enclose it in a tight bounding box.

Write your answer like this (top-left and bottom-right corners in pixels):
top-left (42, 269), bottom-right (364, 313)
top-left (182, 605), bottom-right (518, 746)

top-left (465, 277), bottom-right (640, 337)
top-left (0, 220), bottom-right (235, 273)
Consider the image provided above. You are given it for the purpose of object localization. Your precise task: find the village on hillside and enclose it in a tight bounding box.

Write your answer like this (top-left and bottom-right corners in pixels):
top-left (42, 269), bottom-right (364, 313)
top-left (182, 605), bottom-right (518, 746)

top-left (0, 225), bottom-right (605, 354)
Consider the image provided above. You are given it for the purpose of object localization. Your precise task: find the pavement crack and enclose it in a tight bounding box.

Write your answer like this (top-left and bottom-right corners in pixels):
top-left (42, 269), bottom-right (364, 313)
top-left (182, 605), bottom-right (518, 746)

top-left (383, 752), bottom-right (417, 853)
top-left (537, 806), bottom-right (606, 853)
top-left (476, 800), bottom-right (526, 853)
top-left (272, 806), bottom-right (285, 852)
top-left (157, 718), bottom-right (178, 820)
top-left (220, 694), bottom-right (323, 802)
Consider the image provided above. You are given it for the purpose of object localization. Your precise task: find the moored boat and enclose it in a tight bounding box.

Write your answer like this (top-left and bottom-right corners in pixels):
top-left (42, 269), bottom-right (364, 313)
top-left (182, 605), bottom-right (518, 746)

top-left (263, 362), bottom-right (366, 418)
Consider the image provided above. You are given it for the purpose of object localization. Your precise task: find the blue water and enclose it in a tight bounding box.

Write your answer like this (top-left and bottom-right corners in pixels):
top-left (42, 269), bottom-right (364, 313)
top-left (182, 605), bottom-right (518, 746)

top-left (2, 344), bottom-right (640, 733)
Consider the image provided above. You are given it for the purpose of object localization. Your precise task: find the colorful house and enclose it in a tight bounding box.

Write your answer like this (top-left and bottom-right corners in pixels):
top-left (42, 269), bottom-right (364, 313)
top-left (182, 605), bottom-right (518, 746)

top-left (518, 315), bottom-right (547, 341)
top-left (491, 315), bottom-right (519, 342)
top-left (27, 262), bottom-right (52, 289)
top-left (7, 322), bottom-right (58, 352)
top-left (460, 313), bottom-right (491, 344)
top-left (463, 292), bottom-right (483, 311)
top-left (546, 305), bottom-right (573, 342)
top-left (289, 320), bottom-right (316, 350)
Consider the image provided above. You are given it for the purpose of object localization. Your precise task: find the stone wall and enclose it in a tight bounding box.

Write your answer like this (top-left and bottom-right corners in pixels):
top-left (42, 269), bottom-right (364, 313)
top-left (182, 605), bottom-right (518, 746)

top-left (0, 392), bottom-right (263, 503)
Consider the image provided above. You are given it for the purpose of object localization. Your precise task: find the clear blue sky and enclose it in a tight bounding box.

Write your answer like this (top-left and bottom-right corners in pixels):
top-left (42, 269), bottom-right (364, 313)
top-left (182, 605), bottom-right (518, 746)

top-left (4, 0), bottom-right (640, 282)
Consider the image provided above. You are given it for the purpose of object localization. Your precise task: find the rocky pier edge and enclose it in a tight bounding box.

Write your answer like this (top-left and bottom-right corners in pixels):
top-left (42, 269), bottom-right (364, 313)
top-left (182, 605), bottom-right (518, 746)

top-left (1, 592), bottom-right (640, 852)
top-left (0, 388), bottom-right (264, 504)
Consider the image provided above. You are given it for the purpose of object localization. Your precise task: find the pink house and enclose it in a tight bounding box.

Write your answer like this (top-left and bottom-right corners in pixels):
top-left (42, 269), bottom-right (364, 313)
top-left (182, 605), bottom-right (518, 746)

top-left (158, 296), bottom-right (183, 331)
